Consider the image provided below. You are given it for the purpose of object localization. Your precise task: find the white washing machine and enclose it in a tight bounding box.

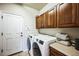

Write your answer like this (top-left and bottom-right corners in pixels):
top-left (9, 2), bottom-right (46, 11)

top-left (30, 34), bottom-right (57, 56)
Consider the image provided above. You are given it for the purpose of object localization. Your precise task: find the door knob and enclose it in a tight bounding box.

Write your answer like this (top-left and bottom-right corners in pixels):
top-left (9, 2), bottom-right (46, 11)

top-left (20, 35), bottom-right (23, 37)
top-left (21, 32), bottom-right (23, 34)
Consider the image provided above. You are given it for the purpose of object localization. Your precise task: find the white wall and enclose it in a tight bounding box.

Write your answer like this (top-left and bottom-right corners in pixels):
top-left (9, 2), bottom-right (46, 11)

top-left (39, 3), bottom-right (79, 40)
top-left (39, 28), bottom-right (79, 40)
top-left (22, 5), bottom-right (39, 34)
top-left (0, 3), bottom-right (39, 51)
top-left (0, 3), bottom-right (39, 32)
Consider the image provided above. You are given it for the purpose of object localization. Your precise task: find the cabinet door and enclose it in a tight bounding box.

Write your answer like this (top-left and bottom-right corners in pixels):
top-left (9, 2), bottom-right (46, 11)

top-left (40, 12), bottom-right (49, 28)
top-left (2, 13), bottom-right (23, 55)
top-left (36, 16), bottom-right (39, 29)
top-left (76, 3), bottom-right (79, 27)
top-left (44, 11), bottom-right (51, 28)
top-left (36, 12), bottom-right (50, 28)
top-left (43, 12), bottom-right (49, 28)
top-left (57, 3), bottom-right (76, 27)
top-left (40, 14), bottom-right (45, 28)
top-left (36, 16), bottom-right (42, 29)
top-left (48, 7), bottom-right (57, 28)
top-left (49, 47), bottom-right (66, 56)
top-left (36, 14), bottom-right (45, 29)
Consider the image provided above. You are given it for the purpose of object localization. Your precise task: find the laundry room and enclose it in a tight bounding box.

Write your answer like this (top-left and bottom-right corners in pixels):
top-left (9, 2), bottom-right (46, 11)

top-left (0, 2), bottom-right (79, 56)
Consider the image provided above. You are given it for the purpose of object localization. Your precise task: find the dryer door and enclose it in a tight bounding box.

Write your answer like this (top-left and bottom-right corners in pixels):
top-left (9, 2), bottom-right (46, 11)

top-left (33, 42), bottom-right (42, 56)
top-left (27, 37), bottom-right (31, 51)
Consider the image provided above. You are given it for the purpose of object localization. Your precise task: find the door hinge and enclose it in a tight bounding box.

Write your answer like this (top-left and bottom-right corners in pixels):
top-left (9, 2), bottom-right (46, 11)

top-left (1, 49), bottom-right (3, 53)
top-left (1, 16), bottom-right (3, 19)
top-left (1, 33), bottom-right (3, 36)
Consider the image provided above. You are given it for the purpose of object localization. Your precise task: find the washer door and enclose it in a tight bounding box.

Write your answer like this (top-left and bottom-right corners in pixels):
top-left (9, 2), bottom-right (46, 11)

top-left (33, 42), bottom-right (42, 56)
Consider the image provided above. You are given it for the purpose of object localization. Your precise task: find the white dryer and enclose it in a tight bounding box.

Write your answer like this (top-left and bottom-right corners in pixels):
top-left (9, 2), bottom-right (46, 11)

top-left (31, 34), bottom-right (57, 56)
top-left (27, 34), bottom-right (34, 56)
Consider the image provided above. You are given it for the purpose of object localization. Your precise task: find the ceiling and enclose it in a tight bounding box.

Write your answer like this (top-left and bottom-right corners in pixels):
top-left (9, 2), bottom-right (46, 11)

top-left (23, 3), bottom-right (47, 10)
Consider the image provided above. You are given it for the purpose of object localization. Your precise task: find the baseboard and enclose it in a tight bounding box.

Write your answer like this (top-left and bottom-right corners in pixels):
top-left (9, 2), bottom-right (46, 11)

top-left (8, 51), bottom-right (23, 56)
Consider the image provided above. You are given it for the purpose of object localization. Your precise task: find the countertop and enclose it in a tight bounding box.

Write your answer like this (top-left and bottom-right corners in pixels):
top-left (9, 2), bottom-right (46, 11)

top-left (50, 42), bottom-right (79, 56)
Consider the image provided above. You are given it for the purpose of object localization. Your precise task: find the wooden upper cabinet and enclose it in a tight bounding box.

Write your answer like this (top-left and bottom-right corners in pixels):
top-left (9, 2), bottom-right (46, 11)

top-left (48, 7), bottom-right (57, 28)
top-left (76, 3), bottom-right (79, 26)
top-left (57, 3), bottom-right (76, 27)
top-left (36, 3), bottom-right (78, 29)
top-left (36, 16), bottom-right (42, 29)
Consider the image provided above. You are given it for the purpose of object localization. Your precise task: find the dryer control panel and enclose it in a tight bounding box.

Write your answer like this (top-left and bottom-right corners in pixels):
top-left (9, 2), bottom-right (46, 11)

top-left (36, 39), bottom-right (44, 45)
top-left (39, 40), bottom-right (44, 45)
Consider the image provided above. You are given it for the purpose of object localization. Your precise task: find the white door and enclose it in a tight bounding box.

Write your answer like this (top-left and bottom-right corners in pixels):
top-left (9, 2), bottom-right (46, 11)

top-left (2, 13), bottom-right (24, 55)
top-left (0, 14), bottom-right (3, 56)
